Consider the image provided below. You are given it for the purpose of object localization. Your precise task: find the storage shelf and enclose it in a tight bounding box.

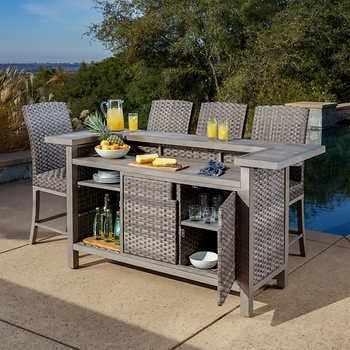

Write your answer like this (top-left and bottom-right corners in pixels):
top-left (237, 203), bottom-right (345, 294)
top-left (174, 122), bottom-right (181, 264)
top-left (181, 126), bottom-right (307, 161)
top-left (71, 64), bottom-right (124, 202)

top-left (77, 179), bottom-right (120, 192)
top-left (73, 242), bottom-right (240, 291)
top-left (181, 219), bottom-right (219, 232)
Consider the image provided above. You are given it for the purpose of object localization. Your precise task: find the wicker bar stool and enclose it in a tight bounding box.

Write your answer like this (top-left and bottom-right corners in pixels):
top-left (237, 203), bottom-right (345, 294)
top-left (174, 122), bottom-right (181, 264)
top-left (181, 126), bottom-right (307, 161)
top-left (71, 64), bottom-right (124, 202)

top-left (251, 105), bottom-right (309, 256)
top-left (196, 102), bottom-right (247, 138)
top-left (23, 102), bottom-right (72, 244)
top-left (147, 100), bottom-right (193, 133)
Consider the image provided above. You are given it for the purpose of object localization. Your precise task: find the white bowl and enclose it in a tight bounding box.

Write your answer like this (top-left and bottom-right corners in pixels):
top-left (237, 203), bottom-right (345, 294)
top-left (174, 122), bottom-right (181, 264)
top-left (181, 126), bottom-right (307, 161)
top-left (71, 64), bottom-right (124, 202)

top-left (95, 146), bottom-right (130, 159)
top-left (189, 251), bottom-right (218, 269)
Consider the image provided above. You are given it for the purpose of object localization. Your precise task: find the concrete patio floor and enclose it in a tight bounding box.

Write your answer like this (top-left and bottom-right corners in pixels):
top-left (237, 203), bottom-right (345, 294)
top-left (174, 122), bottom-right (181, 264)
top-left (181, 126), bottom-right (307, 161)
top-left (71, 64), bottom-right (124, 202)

top-left (1, 181), bottom-right (350, 350)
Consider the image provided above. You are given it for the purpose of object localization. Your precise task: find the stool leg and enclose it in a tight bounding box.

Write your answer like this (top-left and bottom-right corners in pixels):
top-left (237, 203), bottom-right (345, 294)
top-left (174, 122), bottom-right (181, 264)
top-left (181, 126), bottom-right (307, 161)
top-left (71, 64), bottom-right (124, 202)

top-left (296, 198), bottom-right (306, 257)
top-left (29, 189), bottom-right (40, 244)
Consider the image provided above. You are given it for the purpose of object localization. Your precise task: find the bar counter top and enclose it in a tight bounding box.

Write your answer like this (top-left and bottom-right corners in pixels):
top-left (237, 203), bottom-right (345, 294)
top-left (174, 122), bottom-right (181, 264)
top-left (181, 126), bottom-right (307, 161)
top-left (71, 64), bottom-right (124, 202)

top-left (46, 130), bottom-right (325, 170)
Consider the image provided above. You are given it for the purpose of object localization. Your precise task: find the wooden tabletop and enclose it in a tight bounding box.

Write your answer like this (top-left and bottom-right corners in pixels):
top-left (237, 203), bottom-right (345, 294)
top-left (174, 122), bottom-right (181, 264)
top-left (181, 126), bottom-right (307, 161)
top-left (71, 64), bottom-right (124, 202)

top-left (46, 130), bottom-right (325, 170)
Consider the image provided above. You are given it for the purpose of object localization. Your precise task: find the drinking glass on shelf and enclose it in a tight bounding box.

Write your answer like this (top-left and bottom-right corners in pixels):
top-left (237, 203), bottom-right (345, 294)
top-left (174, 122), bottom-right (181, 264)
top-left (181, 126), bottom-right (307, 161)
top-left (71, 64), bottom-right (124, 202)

top-left (212, 194), bottom-right (223, 221)
top-left (189, 205), bottom-right (201, 221)
top-left (202, 207), bottom-right (216, 224)
top-left (199, 193), bottom-right (208, 219)
top-left (218, 119), bottom-right (230, 141)
top-left (128, 113), bottom-right (139, 131)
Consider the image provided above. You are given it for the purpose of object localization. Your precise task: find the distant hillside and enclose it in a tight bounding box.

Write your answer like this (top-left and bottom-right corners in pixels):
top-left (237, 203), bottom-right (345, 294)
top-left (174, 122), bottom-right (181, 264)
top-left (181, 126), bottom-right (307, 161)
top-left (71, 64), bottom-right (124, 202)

top-left (0, 63), bottom-right (81, 73)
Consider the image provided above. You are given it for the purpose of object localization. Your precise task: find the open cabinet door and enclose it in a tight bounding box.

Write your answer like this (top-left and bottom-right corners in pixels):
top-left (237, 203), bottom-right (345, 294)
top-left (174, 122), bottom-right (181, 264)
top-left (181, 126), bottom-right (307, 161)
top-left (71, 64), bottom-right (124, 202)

top-left (217, 192), bottom-right (236, 305)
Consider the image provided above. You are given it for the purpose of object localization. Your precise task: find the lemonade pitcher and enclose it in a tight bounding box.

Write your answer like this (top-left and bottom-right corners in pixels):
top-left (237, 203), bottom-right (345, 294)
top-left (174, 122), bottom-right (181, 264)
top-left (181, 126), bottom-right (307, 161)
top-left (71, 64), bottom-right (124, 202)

top-left (100, 99), bottom-right (124, 131)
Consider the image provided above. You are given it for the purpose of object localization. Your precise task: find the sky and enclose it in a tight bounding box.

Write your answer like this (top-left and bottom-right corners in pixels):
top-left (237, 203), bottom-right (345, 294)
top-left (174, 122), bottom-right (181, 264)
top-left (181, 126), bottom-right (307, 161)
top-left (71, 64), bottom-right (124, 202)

top-left (0, 0), bottom-right (109, 63)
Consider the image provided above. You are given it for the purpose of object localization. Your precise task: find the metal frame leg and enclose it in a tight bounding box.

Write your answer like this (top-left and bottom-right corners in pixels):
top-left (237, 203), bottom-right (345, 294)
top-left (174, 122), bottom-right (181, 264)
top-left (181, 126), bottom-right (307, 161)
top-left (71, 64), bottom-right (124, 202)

top-left (29, 189), bottom-right (40, 244)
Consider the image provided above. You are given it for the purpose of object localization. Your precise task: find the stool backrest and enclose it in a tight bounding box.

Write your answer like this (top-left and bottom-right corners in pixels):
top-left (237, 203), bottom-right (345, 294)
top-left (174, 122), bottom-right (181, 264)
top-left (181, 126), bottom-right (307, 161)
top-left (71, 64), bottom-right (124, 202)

top-left (22, 102), bottom-right (73, 176)
top-left (196, 102), bottom-right (247, 139)
top-left (251, 105), bottom-right (309, 144)
top-left (147, 99), bottom-right (193, 134)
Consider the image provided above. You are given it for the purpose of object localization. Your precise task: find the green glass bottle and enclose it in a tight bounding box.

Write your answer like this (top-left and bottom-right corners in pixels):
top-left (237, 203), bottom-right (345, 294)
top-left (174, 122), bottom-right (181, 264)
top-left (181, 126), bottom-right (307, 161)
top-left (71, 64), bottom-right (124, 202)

top-left (103, 209), bottom-right (113, 242)
top-left (114, 210), bottom-right (121, 245)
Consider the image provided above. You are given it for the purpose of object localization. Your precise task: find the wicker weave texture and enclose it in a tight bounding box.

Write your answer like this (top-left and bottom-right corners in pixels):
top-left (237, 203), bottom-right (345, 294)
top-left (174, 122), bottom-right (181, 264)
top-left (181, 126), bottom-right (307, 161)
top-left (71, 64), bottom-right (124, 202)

top-left (123, 176), bottom-right (178, 264)
top-left (163, 146), bottom-right (221, 161)
top-left (251, 105), bottom-right (308, 144)
top-left (250, 168), bottom-right (285, 285)
top-left (22, 102), bottom-right (73, 177)
top-left (147, 100), bottom-right (193, 134)
top-left (33, 167), bottom-right (66, 193)
top-left (251, 105), bottom-right (308, 204)
top-left (123, 176), bottom-right (174, 201)
top-left (196, 102), bottom-right (247, 139)
top-left (217, 192), bottom-right (236, 305)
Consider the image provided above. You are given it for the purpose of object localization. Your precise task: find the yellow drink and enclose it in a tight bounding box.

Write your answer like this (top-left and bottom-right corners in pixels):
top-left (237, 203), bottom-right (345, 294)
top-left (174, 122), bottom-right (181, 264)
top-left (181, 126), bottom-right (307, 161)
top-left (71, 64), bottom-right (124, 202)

top-left (218, 121), bottom-right (229, 141)
top-left (107, 107), bottom-right (124, 131)
top-left (128, 113), bottom-right (138, 131)
top-left (207, 117), bottom-right (218, 139)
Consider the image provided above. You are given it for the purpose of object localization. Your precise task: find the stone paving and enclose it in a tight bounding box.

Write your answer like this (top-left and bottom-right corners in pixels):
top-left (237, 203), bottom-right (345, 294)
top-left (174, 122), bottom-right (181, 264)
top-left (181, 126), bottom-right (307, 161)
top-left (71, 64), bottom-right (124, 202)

top-left (1, 181), bottom-right (349, 350)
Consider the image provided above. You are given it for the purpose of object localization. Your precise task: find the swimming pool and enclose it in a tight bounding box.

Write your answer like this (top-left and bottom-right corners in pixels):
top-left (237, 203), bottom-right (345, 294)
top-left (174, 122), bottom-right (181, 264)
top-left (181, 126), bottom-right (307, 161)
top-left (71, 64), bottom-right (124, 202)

top-left (301, 127), bottom-right (350, 235)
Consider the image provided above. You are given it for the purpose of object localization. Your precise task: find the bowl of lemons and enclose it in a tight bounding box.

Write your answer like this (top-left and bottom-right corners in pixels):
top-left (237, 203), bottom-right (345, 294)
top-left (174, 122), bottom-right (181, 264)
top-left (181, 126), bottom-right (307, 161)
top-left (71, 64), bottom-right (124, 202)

top-left (95, 139), bottom-right (130, 159)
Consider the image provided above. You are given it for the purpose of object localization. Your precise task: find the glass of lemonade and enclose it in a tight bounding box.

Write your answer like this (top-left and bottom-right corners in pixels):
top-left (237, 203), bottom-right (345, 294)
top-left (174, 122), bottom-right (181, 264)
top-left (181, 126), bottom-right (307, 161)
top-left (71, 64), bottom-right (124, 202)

top-left (207, 116), bottom-right (218, 139)
top-left (218, 119), bottom-right (230, 141)
top-left (128, 113), bottom-right (139, 131)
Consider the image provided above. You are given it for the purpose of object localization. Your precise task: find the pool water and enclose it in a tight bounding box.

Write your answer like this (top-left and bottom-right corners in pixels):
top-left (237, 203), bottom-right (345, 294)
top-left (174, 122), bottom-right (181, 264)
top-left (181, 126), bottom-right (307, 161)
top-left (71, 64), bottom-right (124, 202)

top-left (296, 127), bottom-right (350, 235)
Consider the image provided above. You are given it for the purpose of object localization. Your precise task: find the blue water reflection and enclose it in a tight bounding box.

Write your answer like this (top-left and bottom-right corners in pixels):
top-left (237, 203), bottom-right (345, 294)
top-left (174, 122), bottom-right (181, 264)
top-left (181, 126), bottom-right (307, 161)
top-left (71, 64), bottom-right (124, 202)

top-left (300, 127), bottom-right (350, 235)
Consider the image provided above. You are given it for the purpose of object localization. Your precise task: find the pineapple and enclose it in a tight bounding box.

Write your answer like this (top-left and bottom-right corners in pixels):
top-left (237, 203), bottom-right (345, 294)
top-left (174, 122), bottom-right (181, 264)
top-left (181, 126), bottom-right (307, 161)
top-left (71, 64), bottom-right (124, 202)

top-left (107, 134), bottom-right (124, 145)
top-left (84, 112), bottom-right (125, 145)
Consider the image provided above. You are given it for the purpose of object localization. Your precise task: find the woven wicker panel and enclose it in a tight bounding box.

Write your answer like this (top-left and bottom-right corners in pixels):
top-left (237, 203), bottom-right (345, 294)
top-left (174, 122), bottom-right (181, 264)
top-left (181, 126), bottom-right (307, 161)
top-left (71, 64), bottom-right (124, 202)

top-left (196, 102), bottom-right (247, 139)
top-left (147, 100), bottom-right (193, 133)
top-left (162, 146), bottom-right (221, 161)
top-left (251, 105), bottom-right (308, 144)
top-left (123, 195), bottom-right (177, 240)
top-left (290, 181), bottom-right (304, 201)
top-left (250, 169), bottom-right (285, 286)
top-left (124, 176), bottom-right (174, 201)
top-left (217, 192), bottom-right (236, 305)
top-left (22, 102), bottom-right (73, 177)
top-left (123, 195), bottom-right (178, 264)
top-left (33, 167), bottom-right (66, 193)
top-left (124, 227), bottom-right (177, 264)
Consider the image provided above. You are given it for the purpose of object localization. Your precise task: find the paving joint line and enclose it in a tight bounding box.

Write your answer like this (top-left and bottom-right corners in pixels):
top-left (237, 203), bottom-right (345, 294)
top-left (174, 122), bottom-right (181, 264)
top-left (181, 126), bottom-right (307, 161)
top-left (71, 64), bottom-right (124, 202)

top-left (0, 318), bottom-right (79, 350)
top-left (0, 234), bottom-right (62, 256)
top-left (288, 235), bottom-right (345, 275)
top-left (170, 305), bottom-right (240, 350)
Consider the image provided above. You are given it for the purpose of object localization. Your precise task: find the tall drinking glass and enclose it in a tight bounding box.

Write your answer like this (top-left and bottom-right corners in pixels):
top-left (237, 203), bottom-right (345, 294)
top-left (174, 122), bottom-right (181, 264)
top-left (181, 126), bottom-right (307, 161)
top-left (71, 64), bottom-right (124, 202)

top-left (218, 119), bottom-right (229, 141)
top-left (128, 113), bottom-right (139, 131)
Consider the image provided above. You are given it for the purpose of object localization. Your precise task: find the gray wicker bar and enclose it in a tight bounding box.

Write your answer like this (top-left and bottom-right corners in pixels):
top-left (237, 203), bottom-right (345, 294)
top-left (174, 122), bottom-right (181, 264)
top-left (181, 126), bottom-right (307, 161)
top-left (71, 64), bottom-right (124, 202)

top-left (46, 131), bottom-right (325, 317)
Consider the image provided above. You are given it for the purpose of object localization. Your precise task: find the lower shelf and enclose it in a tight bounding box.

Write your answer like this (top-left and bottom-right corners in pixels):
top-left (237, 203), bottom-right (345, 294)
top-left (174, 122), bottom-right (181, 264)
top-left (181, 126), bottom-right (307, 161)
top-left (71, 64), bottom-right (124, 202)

top-left (82, 236), bottom-right (120, 253)
top-left (73, 242), bottom-right (239, 292)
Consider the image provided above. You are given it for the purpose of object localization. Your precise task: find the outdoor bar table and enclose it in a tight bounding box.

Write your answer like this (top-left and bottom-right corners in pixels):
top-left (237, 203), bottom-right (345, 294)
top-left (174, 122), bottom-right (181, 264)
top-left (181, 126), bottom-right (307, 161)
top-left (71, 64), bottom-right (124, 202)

top-left (46, 130), bottom-right (325, 317)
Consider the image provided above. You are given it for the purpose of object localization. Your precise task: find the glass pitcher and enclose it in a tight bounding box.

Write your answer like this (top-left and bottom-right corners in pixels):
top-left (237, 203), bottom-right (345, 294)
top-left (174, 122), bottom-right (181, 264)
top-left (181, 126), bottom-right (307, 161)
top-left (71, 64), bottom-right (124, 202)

top-left (100, 99), bottom-right (124, 131)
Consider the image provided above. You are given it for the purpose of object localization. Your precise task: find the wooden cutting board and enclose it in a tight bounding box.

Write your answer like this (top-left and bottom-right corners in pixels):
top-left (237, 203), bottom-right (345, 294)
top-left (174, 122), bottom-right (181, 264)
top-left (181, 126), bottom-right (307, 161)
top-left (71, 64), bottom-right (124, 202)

top-left (83, 236), bottom-right (120, 252)
top-left (129, 161), bottom-right (189, 172)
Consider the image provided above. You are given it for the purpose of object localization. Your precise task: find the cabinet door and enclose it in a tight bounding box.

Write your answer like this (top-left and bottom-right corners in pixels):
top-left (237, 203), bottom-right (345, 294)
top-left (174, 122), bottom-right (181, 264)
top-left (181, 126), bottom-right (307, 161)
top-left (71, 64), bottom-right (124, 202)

top-left (217, 192), bottom-right (236, 305)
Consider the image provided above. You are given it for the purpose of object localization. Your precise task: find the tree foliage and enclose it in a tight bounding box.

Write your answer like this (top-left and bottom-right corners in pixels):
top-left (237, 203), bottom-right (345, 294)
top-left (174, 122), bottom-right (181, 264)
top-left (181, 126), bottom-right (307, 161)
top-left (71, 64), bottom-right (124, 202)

top-left (33, 0), bottom-right (350, 130)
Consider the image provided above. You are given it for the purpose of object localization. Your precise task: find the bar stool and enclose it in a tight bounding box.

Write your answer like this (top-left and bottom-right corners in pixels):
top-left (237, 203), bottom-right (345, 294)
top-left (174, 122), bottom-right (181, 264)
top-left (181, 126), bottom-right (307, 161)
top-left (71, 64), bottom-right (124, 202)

top-left (23, 102), bottom-right (72, 243)
top-left (147, 99), bottom-right (193, 133)
top-left (251, 105), bottom-right (309, 256)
